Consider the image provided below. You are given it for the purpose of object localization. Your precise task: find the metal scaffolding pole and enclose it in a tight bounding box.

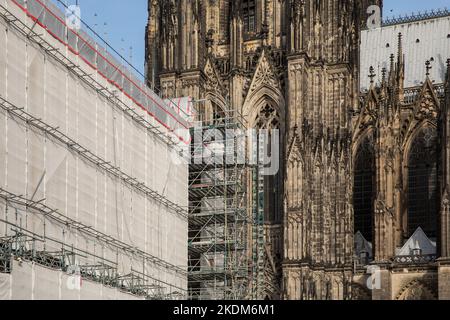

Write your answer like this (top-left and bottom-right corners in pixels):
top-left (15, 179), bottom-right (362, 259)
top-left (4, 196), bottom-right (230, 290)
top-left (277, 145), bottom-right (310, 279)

top-left (0, 0), bottom-right (189, 300)
top-left (0, 188), bottom-right (186, 276)
top-left (0, 191), bottom-right (187, 299)
top-left (0, 95), bottom-right (187, 221)
top-left (0, 2), bottom-right (187, 151)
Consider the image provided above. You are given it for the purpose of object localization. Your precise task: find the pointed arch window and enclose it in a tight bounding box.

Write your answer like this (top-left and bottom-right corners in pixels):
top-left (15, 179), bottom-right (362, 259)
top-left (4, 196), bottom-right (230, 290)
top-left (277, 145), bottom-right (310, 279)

top-left (255, 103), bottom-right (282, 223)
top-left (212, 101), bottom-right (226, 125)
top-left (407, 127), bottom-right (438, 239)
top-left (354, 136), bottom-right (375, 242)
top-left (243, 0), bottom-right (256, 33)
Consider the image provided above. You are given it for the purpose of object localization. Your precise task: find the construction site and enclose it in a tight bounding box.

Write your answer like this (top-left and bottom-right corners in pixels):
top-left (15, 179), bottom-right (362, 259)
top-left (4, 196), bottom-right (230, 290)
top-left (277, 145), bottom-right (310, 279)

top-left (0, 0), bottom-right (191, 300)
top-left (0, 0), bottom-right (256, 300)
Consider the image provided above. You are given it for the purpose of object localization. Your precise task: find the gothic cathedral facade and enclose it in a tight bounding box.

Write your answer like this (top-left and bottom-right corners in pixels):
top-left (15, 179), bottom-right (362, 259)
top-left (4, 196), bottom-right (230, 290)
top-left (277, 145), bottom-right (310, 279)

top-left (146, 0), bottom-right (450, 300)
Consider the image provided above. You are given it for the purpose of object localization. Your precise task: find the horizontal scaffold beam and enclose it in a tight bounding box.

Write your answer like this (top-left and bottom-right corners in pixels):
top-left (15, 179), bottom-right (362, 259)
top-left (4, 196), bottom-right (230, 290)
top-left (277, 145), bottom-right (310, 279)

top-left (0, 187), bottom-right (187, 278)
top-left (0, 95), bottom-right (187, 221)
top-left (0, 2), bottom-right (186, 150)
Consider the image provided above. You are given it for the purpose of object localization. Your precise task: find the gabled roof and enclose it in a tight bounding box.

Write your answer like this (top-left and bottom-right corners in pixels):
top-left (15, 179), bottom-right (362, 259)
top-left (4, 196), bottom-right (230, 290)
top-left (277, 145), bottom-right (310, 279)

top-left (396, 227), bottom-right (436, 256)
top-left (203, 57), bottom-right (226, 95)
top-left (354, 231), bottom-right (373, 258)
top-left (412, 77), bottom-right (440, 119)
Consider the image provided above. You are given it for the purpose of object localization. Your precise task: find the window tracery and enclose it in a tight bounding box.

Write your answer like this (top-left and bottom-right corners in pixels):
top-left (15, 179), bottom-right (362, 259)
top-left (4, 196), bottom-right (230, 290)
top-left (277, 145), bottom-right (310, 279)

top-left (407, 127), bottom-right (438, 239)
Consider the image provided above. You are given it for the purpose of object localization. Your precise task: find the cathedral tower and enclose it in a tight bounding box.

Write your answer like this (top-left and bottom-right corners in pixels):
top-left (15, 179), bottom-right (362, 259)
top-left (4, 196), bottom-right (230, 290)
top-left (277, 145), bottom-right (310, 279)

top-left (146, 0), bottom-right (365, 300)
top-left (283, 0), bottom-right (361, 300)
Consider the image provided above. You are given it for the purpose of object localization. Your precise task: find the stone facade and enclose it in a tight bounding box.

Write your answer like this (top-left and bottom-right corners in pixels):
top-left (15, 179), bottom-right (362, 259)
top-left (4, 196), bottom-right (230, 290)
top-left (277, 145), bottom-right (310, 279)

top-left (353, 28), bottom-right (450, 299)
top-left (145, 0), bottom-right (450, 300)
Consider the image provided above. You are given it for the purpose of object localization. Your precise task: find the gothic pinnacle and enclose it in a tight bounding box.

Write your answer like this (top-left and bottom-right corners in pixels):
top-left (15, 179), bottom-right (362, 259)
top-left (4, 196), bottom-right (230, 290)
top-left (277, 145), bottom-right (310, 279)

top-left (397, 33), bottom-right (403, 58)
top-left (389, 54), bottom-right (395, 83)
top-left (397, 32), bottom-right (404, 73)
top-left (425, 60), bottom-right (432, 77)
top-left (369, 66), bottom-right (376, 85)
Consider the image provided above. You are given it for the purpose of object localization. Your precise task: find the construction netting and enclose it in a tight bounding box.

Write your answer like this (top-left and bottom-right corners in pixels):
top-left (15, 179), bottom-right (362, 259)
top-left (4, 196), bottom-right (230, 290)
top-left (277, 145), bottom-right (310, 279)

top-left (164, 97), bottom-right (195, 123)
top-left (0, 0), bottom-right (189, 299)
top-left (11, 0), bottom-right (190, 144)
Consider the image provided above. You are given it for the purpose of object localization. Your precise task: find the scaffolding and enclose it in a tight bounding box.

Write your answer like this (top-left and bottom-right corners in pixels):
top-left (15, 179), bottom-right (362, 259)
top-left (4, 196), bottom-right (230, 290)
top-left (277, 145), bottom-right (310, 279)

top-left (0, 0), bottom-right (190, 149)
top-left (0, 0), bottom-right (189, 300)
top-left (187, 103), bottom-right (249, 300)
top-left (0, 188), bottom-right (186, 299)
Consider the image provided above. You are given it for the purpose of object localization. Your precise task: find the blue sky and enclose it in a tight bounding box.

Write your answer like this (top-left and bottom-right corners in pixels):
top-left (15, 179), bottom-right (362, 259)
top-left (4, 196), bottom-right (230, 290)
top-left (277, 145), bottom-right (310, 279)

top-left (55, 0), bottom-right (450, 76)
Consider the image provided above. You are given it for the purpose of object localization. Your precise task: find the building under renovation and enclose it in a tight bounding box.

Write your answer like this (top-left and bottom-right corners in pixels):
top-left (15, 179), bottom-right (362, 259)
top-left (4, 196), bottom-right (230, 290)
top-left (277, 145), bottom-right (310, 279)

top-left (2, 0), bottom-right (450, 301)
top-left (0, 0), bottom-right (189, 299)
top-left (187, 105), bottom-right (249, 300)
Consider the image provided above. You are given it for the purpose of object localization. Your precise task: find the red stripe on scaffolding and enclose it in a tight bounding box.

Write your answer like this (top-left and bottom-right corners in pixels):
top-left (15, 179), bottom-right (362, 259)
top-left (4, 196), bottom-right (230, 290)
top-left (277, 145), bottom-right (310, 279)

top-left (10, 0), bottom-right (191, 144)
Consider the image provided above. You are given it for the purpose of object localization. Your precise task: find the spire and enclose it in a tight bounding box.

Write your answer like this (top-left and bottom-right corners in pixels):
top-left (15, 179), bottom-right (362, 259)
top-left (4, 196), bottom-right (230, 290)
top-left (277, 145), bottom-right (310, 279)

top-left (396, 33), bottom-right (405, 81)
top-left (379, 67), bottom-right (388, 100)
top-left (369, 66), bottom-right (376, 86)
top-left (446, 59), bottom-right (450, 93)
top-left (425, 60), bottom-right (432, 77)
top-left (388, 53), bottom-right (396, 86)
top-left (381, 67), bottom-right (387, 84)
top-left (396, 33), bottom-right (405, 100)
top-left (397, 33), bottom-right (404, 67)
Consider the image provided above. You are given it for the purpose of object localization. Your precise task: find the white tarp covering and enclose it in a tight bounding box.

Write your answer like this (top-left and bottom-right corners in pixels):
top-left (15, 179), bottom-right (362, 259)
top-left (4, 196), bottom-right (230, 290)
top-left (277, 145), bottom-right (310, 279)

top-left (0, 22), bottom-right (6, 98)
top-left (0, 109), bottom-right (5, 190)
top-left (0, 0), bottom-right (188, 300)
top-left (164, 97), bottom-right (195, 122)
top-left (0, 260), bottom-right (144, 300)
top-left (0, 274), bottom-right (11, 300)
